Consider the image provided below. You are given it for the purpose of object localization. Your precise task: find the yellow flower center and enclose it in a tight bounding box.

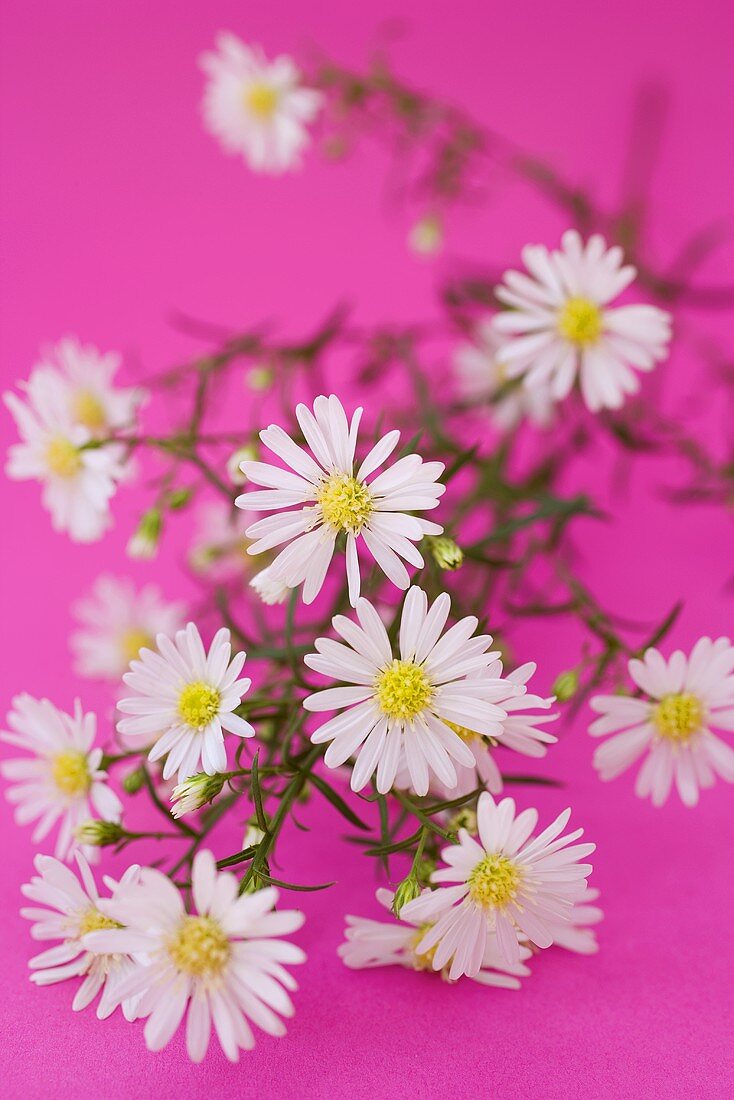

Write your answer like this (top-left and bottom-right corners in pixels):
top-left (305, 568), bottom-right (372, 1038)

top-left (317, 473), bottom-right (373, 534)
top-left (46, 436), bottom-right (82, 478)
top-left (73, 389), bottom-right (107, 431)
top-left (178, 682), bottom-right (221, 729)
top-left (244, 82), bottom-right (279, 119)
top-left (468, 854), bottom-right (521, 909)
top-left (78, 908), bottom-right (122, 935)
top-left (51, 750), bottom-right (91, 797)
top-left (167, 915), bottom-right (230, 978)
top-left (120, 628), bottom-right (154, 664)
top-left (557, 297), bottom-right (603, 346)
top-left (653, 692), bottom-right (703, 742)
top-left (445, 720), bottom-right (482, 745)
top-left (375, 660), bottom-right (433, 721)
top-left (410, 924), bottom-right (439, 971)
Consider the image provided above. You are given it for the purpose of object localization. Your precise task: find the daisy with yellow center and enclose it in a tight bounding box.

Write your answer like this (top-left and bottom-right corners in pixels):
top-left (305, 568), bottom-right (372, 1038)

top-left (401, 792), bottom-right (595, 976)
top-left (237, 393), bottom-right (445, 605)
top-left (1, 695), bottom-right (122, 863)
top-left (117, 622), bottom-right (255, 785)
top-left (200, 34), bottom-right (323, 174)
top-left (84, 850), bottom-right (306, 1063)
top-left (590, 637), bottom-right (734, 807)
top-left (304, 587), bottom-right (525, 796)
top-left (491, 229), bottom-right (672, 412)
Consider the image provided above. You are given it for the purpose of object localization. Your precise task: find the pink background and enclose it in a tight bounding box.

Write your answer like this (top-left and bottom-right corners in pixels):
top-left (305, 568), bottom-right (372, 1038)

top-left (1, 1), bottom-right (733, 1097)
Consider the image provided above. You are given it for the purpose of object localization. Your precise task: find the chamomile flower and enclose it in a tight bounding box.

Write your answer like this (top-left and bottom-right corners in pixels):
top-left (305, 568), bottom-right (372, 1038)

top-left (200, 34), bottom-right (322, 174)
top-left (21, 852), bottom-right (140, 1019)
top-left (4, 375), bottom-right (129, 542)
top-left (84, 850), bottom-right (305, 1063)
top-left (1, 696), bottom-right (122, 862)
top-left (303, 587), bottom-right (523, 796)
top-left (454, 318), bottom-right (554, 431)
top-left (589, 637), bottom-right (734, 807)
top-left (491, 231), bottom-right (672, 412)
top-left (237, 394), bottom-right (445, 605)
top-left (70, 575), bottom-right (186, 682)
top-left (401, 792), bottom-right (595, 975)
top-left (117, 623), bottom-right (254, 784)
top-left (339, 888), bottom-right (532, 988)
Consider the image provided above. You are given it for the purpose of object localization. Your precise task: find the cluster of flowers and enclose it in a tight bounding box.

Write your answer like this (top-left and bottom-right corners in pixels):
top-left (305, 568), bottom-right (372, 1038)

top-left (2, 31), bottom-right (733, 1069)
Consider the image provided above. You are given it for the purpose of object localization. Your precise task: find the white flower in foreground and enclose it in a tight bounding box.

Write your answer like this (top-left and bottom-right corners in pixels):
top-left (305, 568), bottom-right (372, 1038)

top-left (189, 498), bottom-right (250, 583)
top-left (339, 887), bottom-right (532, 988)
top-left (200, 34), bottom-right (322, 174)
top-left (401, 792), bottom-right (595, 975)
top-left (455, 318), bottom-right (555, 431)
top-left (491, 230), bottom-right (672, 412)
top-left (117, 623), bottom-right (254, 783)
top-left (21, 852), bottom-right (140, 1019)
top-left (303, 587), bottom-right (523, 796)
top-left (1, 696), bottom-right (122, 862)
top-left (84, 850), bottom-right (305, 1063)
top-left (29, 337), bottom-right (145, 436)
top-left (250, 565), bottom-right (290, 605)
top-left (71, 575), bottom-right (186, 682)
top-left (589, 637), bottom-right (734, 807)
top-left (237, 394), bottom-right (445, 605)
top-left (4, 374), bottom-right (129, 542)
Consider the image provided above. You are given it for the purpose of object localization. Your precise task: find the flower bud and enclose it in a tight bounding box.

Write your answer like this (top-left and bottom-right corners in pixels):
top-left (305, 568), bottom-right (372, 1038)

top-left (74, 820), bottom-right (125, 847)
top-left (171, 772), bottom-right (225, 818)
top-left (408, 212), bottom-right (444, 256)
top-left (552, 668), bottom-right (580, 701)
top-left (167, 487), bottom-right (193, 510)
top-left (127, 507), bottom-right (162, 560)
top-left (426, 535), bottom-right (464, 571)
top-left (447, 808), bottom-right (478, 836)
top-left (245, 365), bottom-right (273, 392)
top-left (243, 818), bottom-right (266, 848)
top-left (391, 874), bottom-right (422, 915)
top-left (122, 766), bottom-right (146, 795)
top-left (227, 445), bottom-right (257, 486)
top-left (250, 566), bottom-right (290, 605)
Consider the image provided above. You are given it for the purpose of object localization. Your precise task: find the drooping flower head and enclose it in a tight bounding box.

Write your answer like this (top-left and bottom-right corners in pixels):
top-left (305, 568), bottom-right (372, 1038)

top-left (84, 850), bottom-right (305, 1063)
top-left (491, 231), bottom-right (672, 412)
top-left (401, 793), bottom-right (595, 976)
top-left (70, 575), bottom-right (186, 682)
top-left (303, 587), bottom-right (525, 796)
top-left (200, 34), bottom-right (322, 174)
top-left (21, 852), bottom-right (140, 1019)
top-left (117, 623), bottom-right (254, 783)
top-left (237, 395), bottom-right (445, 605)
top-left (590, 637), bottom-right (734, 806)
top-left (339, 887), bottom-right (532, 987)
top-left (1, 696), bottom-right (122, 862)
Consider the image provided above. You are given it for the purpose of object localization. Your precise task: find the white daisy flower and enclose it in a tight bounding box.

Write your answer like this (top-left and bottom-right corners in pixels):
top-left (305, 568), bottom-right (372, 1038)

top-left (200, 34), bottom-right (322, 174)
top-left (117, 623), bottom-right (255, 784)
top-left (84, 849), bottom-right (305, 1063)
top-left (189, 498), bottom-right (250, 583)
top-left (339, 887), bottom-right (532, 988)
top-left (401, 792), bottom-right (595, 975)
top-left (589, 637), bottom-right (734, 807)
top-left (1, 695), bottom-right (122, 863)
top-left (454, 318), bottom-right (555, 431)
top-left (21, 852), bottom-right (141, 1019)
top-left (4, 373), bottom-right (129, 542)
top-left (250, 565), bottom-right (290, 606)
top-left (303, 587), bottom-right (524, 796)
top-left (402, 661), bottom-right (558, 798)
top-left (545, 887), bottom-right (603, 956)
top-left (491, 230), bottom-right (673, 412)
top-left (70, 575), bottom-right (186, 682)
top-left (237, 394), bottom-right (445, 605)
top-left (29, 337), bottom-right (145, 437)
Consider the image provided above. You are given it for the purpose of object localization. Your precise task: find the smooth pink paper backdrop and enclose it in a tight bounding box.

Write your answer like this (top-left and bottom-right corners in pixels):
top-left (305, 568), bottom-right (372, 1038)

top-left (1, 2), bottom-right (733, 1097)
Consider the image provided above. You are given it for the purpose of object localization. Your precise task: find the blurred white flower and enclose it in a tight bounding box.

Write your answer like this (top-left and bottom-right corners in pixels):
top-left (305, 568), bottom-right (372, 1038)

top-left (492, 230), bottom-right (672, 412)
top-left (71, 575), bottom-right (186, 682)
top-left (200, 34), bottom-right (322, 174)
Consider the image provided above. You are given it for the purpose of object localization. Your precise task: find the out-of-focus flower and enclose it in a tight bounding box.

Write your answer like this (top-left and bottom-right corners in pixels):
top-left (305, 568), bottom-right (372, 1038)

top-left (250, 565), bottom-right (290, 605)
top-left (401, 793), bottom-right (594, 975)
top-left (304, 587), bottom-right (523, 796)
top-left (589, 637), bottom-right (734, 807)
top-left (454, 318), bottom-right (555, 431)
top-left (70, 575), bottom-right (186, 682)
top-left (408, 212), bottom-right (444, 256)
top-left (227, 444), bottom-right (257, 486)
top-left (117, 623), bottom-right (254, 784)
top-left (170, 772), bottom-right (226, 818)
top-left (237, 394), bottom-right (445, 605)
top-left (491, 231), bottom-right (672, 412)
top-left (1, 696), bottom-right (122, 862)
top-left (200, 34), bottom-right (322, 174)
top-left (189, 498), bottom-right (250, 583)
top-left (84, 850), bottom-right (305, 1063)
top-left (21, 852), bottom-right (141, 1019)
top-left (339, 887), bottom-right (532, 987)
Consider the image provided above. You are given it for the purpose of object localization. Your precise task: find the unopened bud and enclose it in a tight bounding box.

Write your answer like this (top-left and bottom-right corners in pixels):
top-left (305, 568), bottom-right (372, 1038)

top-left (392, 875), bottom-right (422, 915)
top-left (447, 809), bottom-right (478, 836)
top-left (243, 818), bottom-right (266, 848)
top-left (127, 507), bottom-right (162, 560)
top-left (75, 819), bottom-right (125, 847)
top-left (167, 487), bottom-right (193, 510)
top-left (250, 566), bottom-right (289, 605)
top-left (227, 445), bottom-right (257, 486)
top-left (122, 766), bottom-right (146, 795)
top-left (171, 772), bottom-right (225, 818)
top-left (408, 212), bottom-right (444, 257)
top-left (426, 535), bottom-right (463, 571)
top-left (245, 365), bottom-right (273, 392)
top-left (552, 669), bottom-right (580, 702)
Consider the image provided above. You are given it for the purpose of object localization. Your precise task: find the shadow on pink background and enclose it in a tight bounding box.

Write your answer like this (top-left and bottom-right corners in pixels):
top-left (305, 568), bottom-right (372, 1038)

top-left (1, 1), bottom-right (733, 1097)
